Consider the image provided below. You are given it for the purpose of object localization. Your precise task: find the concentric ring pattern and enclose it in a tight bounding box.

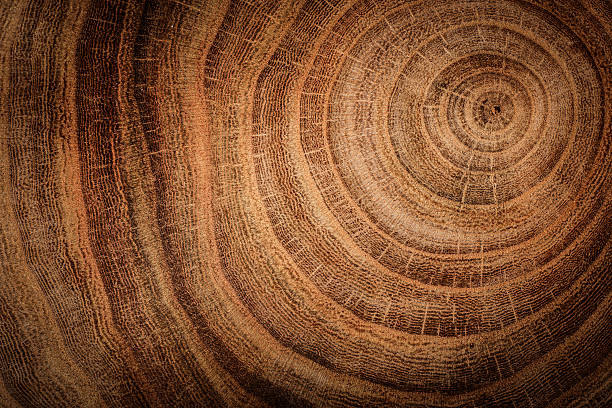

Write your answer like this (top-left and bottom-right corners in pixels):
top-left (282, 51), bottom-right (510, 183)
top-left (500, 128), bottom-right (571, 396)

top-left (0, 0), bottom-right (611, 407)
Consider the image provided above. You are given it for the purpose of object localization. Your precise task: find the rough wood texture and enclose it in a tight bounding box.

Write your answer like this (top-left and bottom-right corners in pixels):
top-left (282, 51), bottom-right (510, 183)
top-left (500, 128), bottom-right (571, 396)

top-left (0, 0), bottom-right (611, 407)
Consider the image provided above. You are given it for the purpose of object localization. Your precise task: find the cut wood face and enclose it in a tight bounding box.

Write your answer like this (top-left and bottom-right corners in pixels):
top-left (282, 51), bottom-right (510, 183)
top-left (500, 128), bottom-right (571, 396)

top-left (0, 0), bottom-right (610, 407)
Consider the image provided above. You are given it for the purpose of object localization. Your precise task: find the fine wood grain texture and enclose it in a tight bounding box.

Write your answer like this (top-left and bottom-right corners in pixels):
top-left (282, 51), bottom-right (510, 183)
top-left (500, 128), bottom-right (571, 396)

top-left (0, 0), bottom-right (611, 407)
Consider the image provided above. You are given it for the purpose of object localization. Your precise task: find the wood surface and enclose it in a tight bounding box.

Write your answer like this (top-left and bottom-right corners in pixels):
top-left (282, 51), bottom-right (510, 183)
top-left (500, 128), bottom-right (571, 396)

top-left (0, 0), bottom-right (610, 406)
